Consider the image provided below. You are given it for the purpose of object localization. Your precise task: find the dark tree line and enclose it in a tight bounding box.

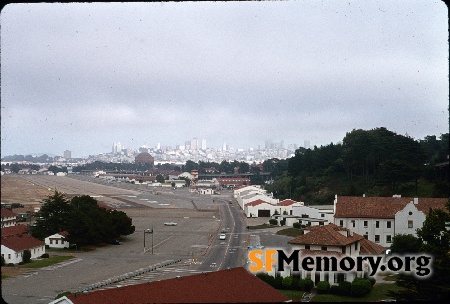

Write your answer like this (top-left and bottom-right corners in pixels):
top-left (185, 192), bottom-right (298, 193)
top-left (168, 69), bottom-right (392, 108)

top-left (31, 191), bottom-right (135, 247)
top-left (266, 128), bottom-right (449, 203)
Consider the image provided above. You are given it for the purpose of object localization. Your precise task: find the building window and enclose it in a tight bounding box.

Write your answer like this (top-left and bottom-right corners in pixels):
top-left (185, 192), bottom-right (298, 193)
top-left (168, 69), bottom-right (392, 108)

top-left (364, 233), bottom-right (368, 239)
top-left (354, 242), bottom-right (358, 250)
top-left (386, 235), bottom-right (392, 243)
top-left (321, 214), bottom-right (325, 218)
top-left (305, 245), bottom-right (310, 250)
top-left (339, 220), bottom-right (343, 227)
top-left (8, 254), bottom-right (11, 259)
top-left (319, 222), bottom-right (324, 226)
top-left (387, 221), bottom-right (392, 228)
top-left (334, 273), bottom-right (346, 283)
top-left (375, 235), bottom-right (380, 243)
top-left (351, 220), bottom-right (355, 228)
top-left (375, 221), bottom-right (379, 228)
top-left (363, 220), bottom-right (368, 228)
top-left (321, 246), bottom-right (327, 251)
top-left (50, 240), bottom-right (53, 244)
top-left (408, 220), bottom-right (413, 228)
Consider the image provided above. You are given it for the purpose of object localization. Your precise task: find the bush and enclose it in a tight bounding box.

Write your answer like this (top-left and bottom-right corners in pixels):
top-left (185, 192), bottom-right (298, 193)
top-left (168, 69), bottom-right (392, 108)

top-left (256, 272), bottom-right (275, 287)
top-left (316, 280), bottom-right (331, 294)
top-left (351, 278), bottom-right (372, 297)
top-left (330, 284), bottom-right (340, 295)
top-left (338, 281), bottom-right (352, 296)
top-left (299, 278), bottom-right (314, 292)
top-left (293, 222), bottom-right (300, 229)
top-left (367, 276), bottom-right (376, 286)
top-left (280, 220), bottom-right (286, 226)
top-left (273, 275), bottom-right (283, 289)
top-left (291, 276), bottom-right (300, 290)
top-left (41, 253), bottom-right (50, 258)
top-left (282, 276), bottom-right (294, 289)
top-left (8, 263), bottom-right (15, 267)
top-left (18, 261), bottom-right (25, 265)
top-left (269, 219), bottom-right (278, 225)
top-left (23, 249), bottom-right (31, 263)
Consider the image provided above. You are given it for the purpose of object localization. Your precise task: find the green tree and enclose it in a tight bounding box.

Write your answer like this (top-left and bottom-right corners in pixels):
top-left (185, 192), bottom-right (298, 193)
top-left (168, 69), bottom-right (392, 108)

top-left (389, 200), bottom-right (450, 301)
top-left (31, 191), bottom-right (72, 240)
top-left (156, 174), bottom-right (165, 183)
top-left (23, 250), bottom-right (31, 263)
top-left (390, 234), bottom-right (422, 254)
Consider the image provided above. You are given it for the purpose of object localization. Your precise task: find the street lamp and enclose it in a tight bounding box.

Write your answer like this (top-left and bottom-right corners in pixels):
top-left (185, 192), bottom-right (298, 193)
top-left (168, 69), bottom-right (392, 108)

top-left (144, 228), bottom-right (154, 254)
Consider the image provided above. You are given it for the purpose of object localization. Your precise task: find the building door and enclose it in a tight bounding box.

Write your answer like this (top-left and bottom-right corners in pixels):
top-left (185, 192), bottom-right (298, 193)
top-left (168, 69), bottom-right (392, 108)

top-left (258, 210), bottom-right (271, 217)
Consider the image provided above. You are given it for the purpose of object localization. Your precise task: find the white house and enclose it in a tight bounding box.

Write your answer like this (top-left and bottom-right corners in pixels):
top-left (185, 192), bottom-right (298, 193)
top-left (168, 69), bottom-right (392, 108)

top-left (45, 231), bottom-right (70, 249)
top-left (233, 185), bottom-right (266, 198)
top-left (1, 209), bottom-right (17, 228)
top-left (245, 199), bottom-right (276, 218)
top-left (1, 234), bottom-right (46, 264)
top-left (285, 223), bottom-right (384, 285)
top-left (334, 195), bottom-right (448, 248)
top-left (239, 193), bottom-right (278, 211)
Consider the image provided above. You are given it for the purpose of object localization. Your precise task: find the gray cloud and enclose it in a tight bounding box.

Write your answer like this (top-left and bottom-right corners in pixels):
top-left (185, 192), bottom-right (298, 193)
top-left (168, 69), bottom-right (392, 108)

top-left (1, 1), bottom-right (448, 157)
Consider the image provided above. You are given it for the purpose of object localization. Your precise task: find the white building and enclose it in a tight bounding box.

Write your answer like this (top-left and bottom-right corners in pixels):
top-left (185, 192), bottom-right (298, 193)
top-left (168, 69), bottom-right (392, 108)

top-left (45, 231), bottom-right (70, 249)
top-left (244, 200), bottom-right (276, 218)
top-left (1, 209), bottom-right (17, 228)
top-left (1, 234), bottom-right (46, 264)
top-left (334, 195), bottom-right (448, 248)
top-left (285, 223), bottom-right (385, 285)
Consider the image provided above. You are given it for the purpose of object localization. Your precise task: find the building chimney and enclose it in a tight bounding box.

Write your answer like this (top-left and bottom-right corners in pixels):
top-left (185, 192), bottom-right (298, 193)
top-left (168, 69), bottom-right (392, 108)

top-left (414, 197), bottom-right (418, 205)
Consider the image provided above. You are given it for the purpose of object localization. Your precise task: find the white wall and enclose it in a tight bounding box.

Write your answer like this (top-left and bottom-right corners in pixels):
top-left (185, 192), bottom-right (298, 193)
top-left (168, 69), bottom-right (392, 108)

top-left (395, 202), bottom-right (426, 236)
top-left (45, 234), bottom-right (70, 249)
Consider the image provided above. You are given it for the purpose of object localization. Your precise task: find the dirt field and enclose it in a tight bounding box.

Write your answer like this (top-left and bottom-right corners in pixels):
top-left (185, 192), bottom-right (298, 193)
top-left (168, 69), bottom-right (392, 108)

top-left (1, 175), bottom-right (53, 205)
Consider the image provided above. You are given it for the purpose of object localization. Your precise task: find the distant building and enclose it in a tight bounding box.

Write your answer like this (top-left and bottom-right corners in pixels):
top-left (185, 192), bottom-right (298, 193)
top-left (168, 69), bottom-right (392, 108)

top-left (1, 209), bottom-right (17, 228)
top-left (1, 234), bottom-right (45, 264)
top-left (134, 152), bottom-right (154, 167)
top-left (63, 150), bottom-right (71, 159)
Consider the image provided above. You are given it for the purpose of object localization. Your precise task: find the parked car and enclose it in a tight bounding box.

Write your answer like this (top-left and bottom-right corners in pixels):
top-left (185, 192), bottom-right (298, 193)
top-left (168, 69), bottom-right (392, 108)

top-left (108, 239), bottom-right (122, 245)
top-left (219, 233), bottom-right (226, 240)
top-left (164, 222), bottom-right (177, 226)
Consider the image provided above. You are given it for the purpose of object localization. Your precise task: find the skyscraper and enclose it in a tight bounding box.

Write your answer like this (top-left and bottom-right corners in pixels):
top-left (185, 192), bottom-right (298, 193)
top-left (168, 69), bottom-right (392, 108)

top-left (63, 150), bottom-right (71, 159)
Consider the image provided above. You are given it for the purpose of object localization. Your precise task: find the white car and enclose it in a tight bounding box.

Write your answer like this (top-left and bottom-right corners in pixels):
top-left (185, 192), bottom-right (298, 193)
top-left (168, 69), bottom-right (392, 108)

top-left (164, 222), bottom-right (177, 226)
top-left (219, 233), bottom-right (226, 240)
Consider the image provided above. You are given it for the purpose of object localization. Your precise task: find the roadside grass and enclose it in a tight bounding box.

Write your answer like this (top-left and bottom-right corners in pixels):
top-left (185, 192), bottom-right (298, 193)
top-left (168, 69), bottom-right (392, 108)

top-left (278, 283), bottom-right (404, 302)
top-left (248, 223), bottom-right (277, 229)
top-left (1, 255), bottom-right (75, 280)
top-left (19, 255), bottom-right (75, 269)
top-left (276, 227), bottom-right (304, 237)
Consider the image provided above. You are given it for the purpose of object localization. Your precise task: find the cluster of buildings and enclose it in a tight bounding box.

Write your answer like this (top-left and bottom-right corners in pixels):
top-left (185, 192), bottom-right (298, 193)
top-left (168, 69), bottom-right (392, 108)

top-left (233, 185), bottom-right (448, 284)
top-left (1, 209), bottom-right (72, 265)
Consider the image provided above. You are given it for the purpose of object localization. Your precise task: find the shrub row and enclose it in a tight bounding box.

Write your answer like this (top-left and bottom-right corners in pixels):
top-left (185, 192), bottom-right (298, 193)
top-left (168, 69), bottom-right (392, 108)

top-left (256, 273), bottom-right (373, 298)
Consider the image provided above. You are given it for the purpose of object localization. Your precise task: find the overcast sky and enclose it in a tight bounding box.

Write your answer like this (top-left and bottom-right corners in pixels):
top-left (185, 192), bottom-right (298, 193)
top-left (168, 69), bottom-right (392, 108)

top-left (1, 1), bottom-right (448, 158)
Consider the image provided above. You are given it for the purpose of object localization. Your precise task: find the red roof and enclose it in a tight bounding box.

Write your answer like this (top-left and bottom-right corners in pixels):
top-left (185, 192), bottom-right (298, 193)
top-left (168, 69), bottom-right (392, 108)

top-left (288, 223), bottom-right (364, 247)
top-left (359, 238), bottom-right (386, 255)
top-left (245, 199), bottom-right (274, 207)
top-left (278, 199), bottom-right (299, 206)
top-left (335, 196), bottom-right (448, 219)
top-left (1, 209), bottom-right (17, 218)
top-left (67, 267), bottom-right (289, 303)
top-left (1, 224), bottom-right (29, 237)
top-left (1, 234), bottom-right (45, 252)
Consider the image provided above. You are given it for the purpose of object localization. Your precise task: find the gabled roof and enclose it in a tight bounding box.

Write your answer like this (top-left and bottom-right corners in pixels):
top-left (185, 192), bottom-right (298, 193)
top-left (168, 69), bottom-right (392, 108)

top-left (1, 234), bottom-right (45, 252)
top-left (334, 196), bottom-right (448, 219)
top-left (47, 231), bottom-right (69, 238)
top-left (1, 224), bottom-right (29, 237)
top-left (245, 199), bottom-right (275, 207)
top-left (66, 267), bottom-right (289, 303)
top-left (288, 223), bottom-right (364, 247)
top-left (359, 238), bottom-right (386, 255)
top-left (278, 199), bottom-right (300, 206)
top-left (1, 209), bottom-right (17, 218)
